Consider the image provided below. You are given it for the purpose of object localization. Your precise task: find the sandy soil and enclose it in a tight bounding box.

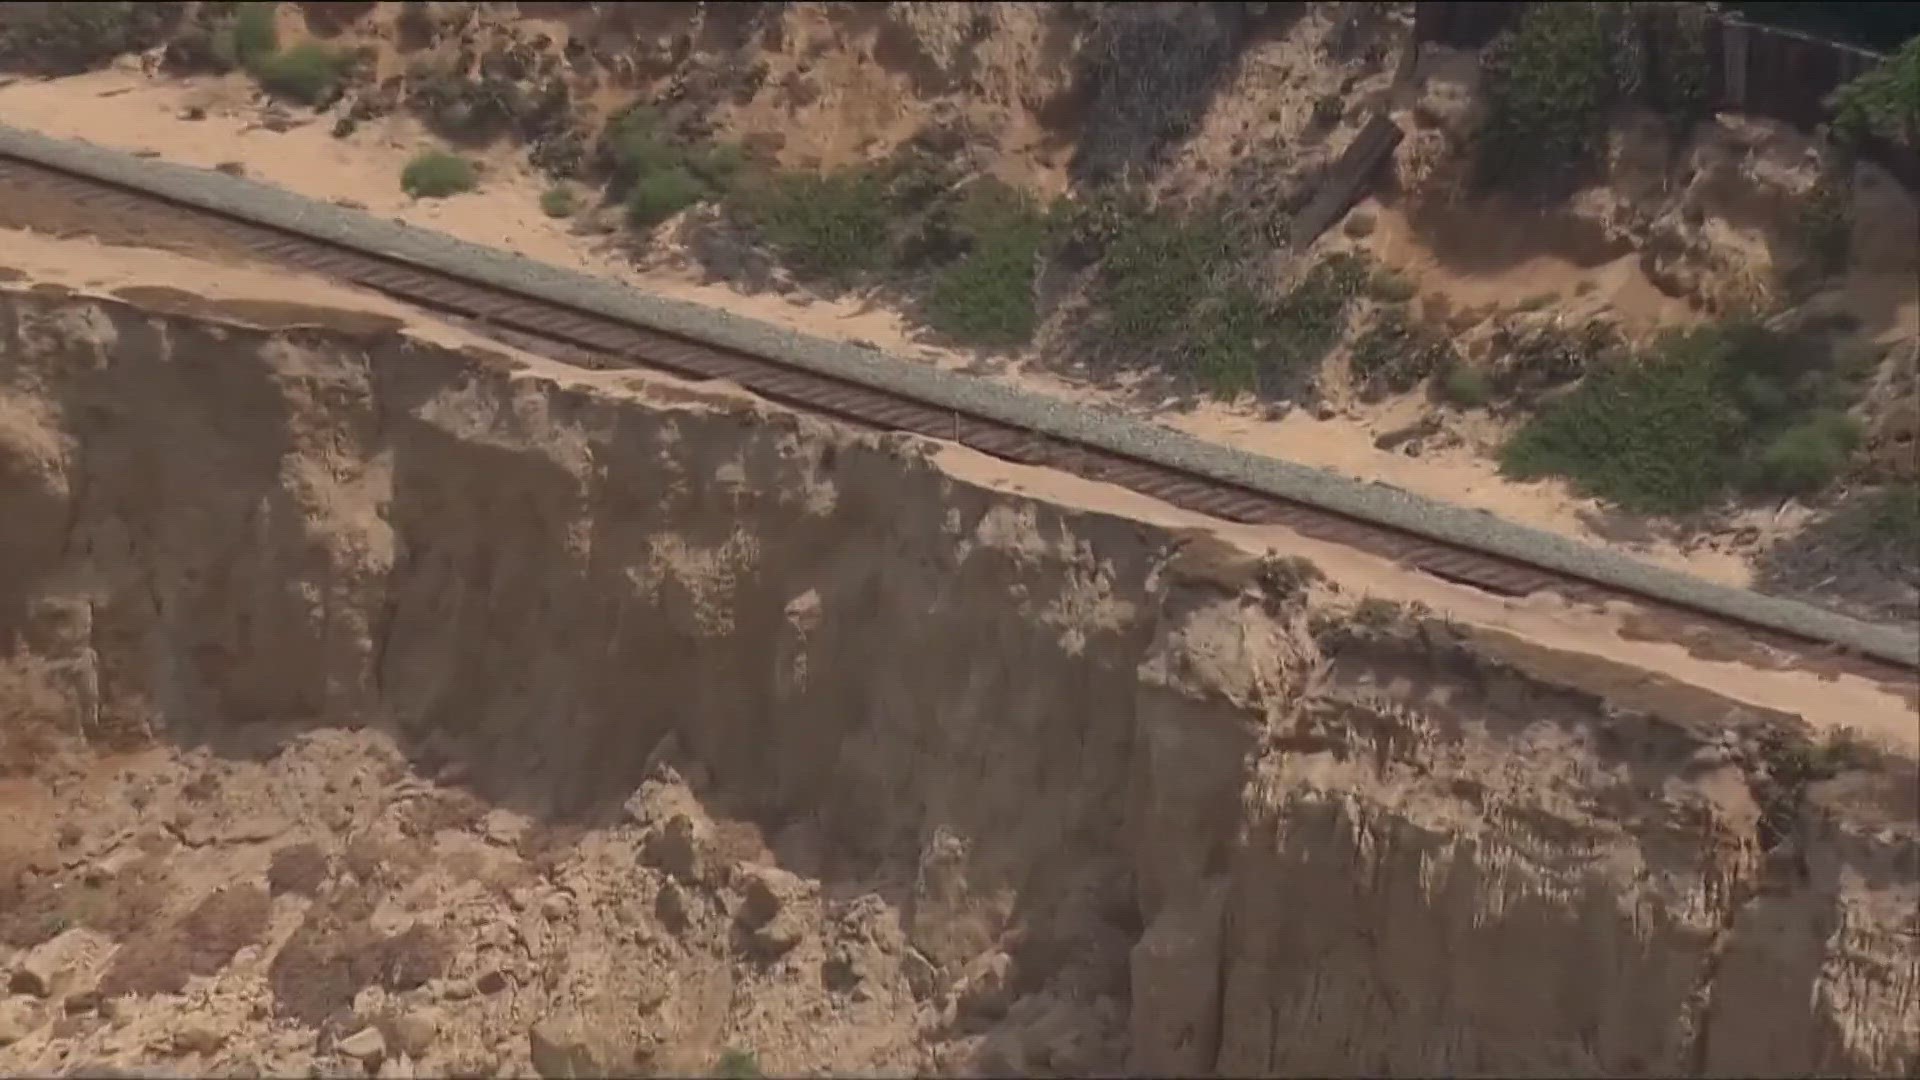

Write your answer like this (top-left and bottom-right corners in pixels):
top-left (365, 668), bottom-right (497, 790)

top-left (0, 65), bottom-right (1793, 590)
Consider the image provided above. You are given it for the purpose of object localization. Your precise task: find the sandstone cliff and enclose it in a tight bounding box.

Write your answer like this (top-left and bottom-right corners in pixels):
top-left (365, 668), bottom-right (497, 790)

top-left (0, 264), bottom-right (1913, 1076)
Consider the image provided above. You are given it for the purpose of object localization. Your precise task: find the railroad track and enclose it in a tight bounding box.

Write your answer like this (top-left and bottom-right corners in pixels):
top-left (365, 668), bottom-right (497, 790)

top-left (0, 128), bottom-right (1914, 687)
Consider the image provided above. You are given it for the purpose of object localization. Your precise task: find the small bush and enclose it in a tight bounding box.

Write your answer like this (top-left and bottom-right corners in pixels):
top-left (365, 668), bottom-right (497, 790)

top-left (1090, 210), bottom-right (1363, 398)
top-left (729, 168), bottom-right (893, 280)
top-left (1782, 184), bottom-right (1854, 293)
top-left (1267, 253), bottom-right (1370, 374)
top-left (687, 141), bottom-right (749, 193)
top-left (1746, 412), bottom-right (1861, 497)
top-left (400, 151), bottom-right (478, 198)
top-left (1476, 4), bottom-right (1623, 199)
top-left (1830, 35), bottom-right (1920, 148)
top-left (1365, 268), bottom-right (1418, 303)
top-left (0, 2), bottom-right (184, 75)
top-left (1853, 483), bottom-right (1920, 545)
top-left (249, 41), bottom-right (349, 105)
top-left (1182, 286), bottom-right (1272, 394)
top-left (232, 2), bottom-right (279, 65)
top-left (540, 186), bottom-right (580, 219)
top-left (1503, 329), bottom-right (1748, 512)
top-left (626, 166), bottom-right (708, 230)
top-left (922, 181), bottom-right (1055, 348)
top-left (1503, 319), bottom-right (1863, 512)
top-left (603, 106), bottom-right (684, 185)
top-left (1440, 362), bottom-right (1492, 409)
top-left (714, 1048), bottom-right (762, 1079)
top-left (1098, 211), bottom-right (1232, 342)
top-left (1354, 596), bottom-right (1404, 629)
top-left (1350, 308), bottom-right (1457, 399)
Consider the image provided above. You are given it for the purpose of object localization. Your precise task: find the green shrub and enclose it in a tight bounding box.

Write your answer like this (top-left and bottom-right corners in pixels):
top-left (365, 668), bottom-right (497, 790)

top-left (0, 2), bottom-right (184, 75)
top-left (603, 106), bottom-right (684, 184)
top-left (1476, 3), bottom-right (1622, 199)
top-left (1503, 319), bottom-right (1864, 512)
top-left (232, 2), bottom-right (279, 65)
top-left (730, 168), bottom-right (893, 280)
top-left (626, 167), bottom-right (709, 230)
top-left (921, 182), bottom-right (1055, 349)
top-left (1350, 308), bottom-right (1457, 399)
top-left (1098, 211), bottom-right (1231, 341)
top-left (1746, 412), bottom-right (1861, 497)
top-left (687, 141), bottom-right (749, 193)
top-left (1830, 35), bottom-right (1920, 147)
top-left (1783, 184), bottom-right (1854, 292)
top-left (540, 186), bottom-right (580, 219)
top-left (249, 41), bottom-right (348, 105)
top-left (1643, 4), bottom-right (1716, 124)
top-left (1502, 329), bottom-right (1748, 512)
top-left (1091, 209), bottom-right (1362, 398)
top-left (1441, 362), bottom-right (1492, 408)
top-left (1267, 254), bottom-right (1369, 373)
top-left (713, 1049), bottom-right (761, 1079)
top-left (1354, 596), bottom-right (1405, 629)
top-left (1182, 286), bottom-right (1272, 394)
top-left (1854, 483), bottom-right (1920, 544)
top-left (1365, 268), bottom-right (1418, 303)
top-left (399, 151), bottom-right (478, 198)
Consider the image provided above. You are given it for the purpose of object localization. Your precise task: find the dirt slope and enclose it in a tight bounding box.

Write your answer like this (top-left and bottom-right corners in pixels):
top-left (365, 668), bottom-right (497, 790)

top-left (0, 230), bottom-right (1915, 1077)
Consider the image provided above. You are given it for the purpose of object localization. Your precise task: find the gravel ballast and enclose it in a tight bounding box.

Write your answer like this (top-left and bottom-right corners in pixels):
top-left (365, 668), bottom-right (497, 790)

top-left (0, 122), bottom-right (1913, 668)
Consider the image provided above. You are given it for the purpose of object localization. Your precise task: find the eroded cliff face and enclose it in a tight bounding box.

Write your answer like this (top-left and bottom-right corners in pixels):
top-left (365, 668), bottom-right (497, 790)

top-left (0, 283), bottom-right (1914, 1077)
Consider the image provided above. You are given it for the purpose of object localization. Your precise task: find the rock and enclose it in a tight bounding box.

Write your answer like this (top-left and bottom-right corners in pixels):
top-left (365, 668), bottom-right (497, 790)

top-left (955, 951), bottom-right (1014, 1020)
top-left (820, 946), bottom-right (861, 992)
top-left (745, 910), bottom-right (804, 959)
top-left (528, 1014), bottom-right (634, 1078)
top-left (540, 894), bottom-right (570, 921)
top-left (900, 948), bottom-right (937, 1001)
top-left (654, 880), bottom-right (690, 931)
top-left (387, 1011), bottom-right (439, 1059)
top-left (10, 928), bottom-right (112, 1000)
top-left (1342, 209), bottom-right (1377, 237)
top-left (337, 1026), bottom-right (387, 1063)
top-left (437, 978), bottom-right (475, 1001)
top-left (63, 990), bottom-right (100, 1014)
top-left (735, 865), bottom-right (804, 930)
top-left (479, 810), bottom-right (529, 848)
top-left (0, 998), bottom-right (38, 1047)
top-left (640, 814), bottom-right (711, 885)
top-left (474, 969), bottom-right (509, 996)
top-left (173, 1023), bottom-right (227, 1055)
